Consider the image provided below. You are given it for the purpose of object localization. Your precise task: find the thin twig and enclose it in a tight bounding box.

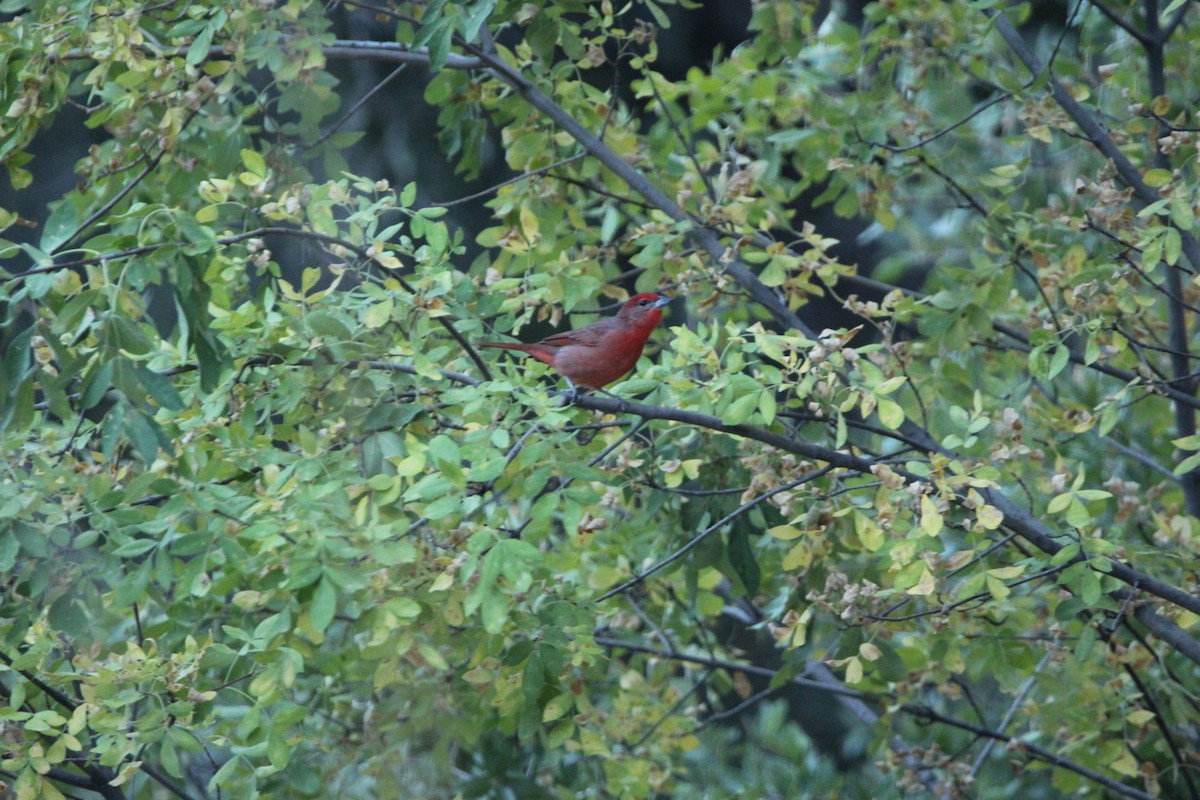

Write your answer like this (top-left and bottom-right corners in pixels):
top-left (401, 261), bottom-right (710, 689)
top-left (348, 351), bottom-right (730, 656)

top-left (863, 92), bottom-right (1011, 154)
top-left (627, 668), bottom-right (712, 751)
top-left (306, 63), bottom-right (408, 150)
top-left (1087, 0), bottom-right (1152, 43)
top-left (431, 154), bottom-right (586, 207)
top-left (645, 71), bottom-right (716, 202)
top-left (969, 648), bottom-right (1053, 778)
top-left (594, 467), bottom-right (833, 602)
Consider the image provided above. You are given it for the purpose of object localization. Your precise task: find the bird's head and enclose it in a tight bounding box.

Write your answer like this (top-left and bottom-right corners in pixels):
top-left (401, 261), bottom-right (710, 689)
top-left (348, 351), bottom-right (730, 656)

top-left (618, 293), bottom-right (673, 324)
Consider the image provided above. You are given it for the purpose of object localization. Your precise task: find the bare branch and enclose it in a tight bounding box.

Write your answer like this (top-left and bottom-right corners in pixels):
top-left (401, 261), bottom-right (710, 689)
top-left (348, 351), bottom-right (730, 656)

top-left (1087, 0), bottom-right (1152, 43)
top-left (862, 92), bottom-right (1011, 154)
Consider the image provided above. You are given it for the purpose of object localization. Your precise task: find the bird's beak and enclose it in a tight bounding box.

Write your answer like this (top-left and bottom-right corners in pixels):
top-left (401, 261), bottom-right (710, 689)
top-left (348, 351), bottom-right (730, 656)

top-left (652, 296), bottom-right (673, 309)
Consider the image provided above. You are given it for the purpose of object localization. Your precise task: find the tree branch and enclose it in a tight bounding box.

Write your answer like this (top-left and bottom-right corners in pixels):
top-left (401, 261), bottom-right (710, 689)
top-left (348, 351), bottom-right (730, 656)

top-left (85, 346), bottom-right (1200, 659)
top-left (570, 393), bottom-right (1200, 627)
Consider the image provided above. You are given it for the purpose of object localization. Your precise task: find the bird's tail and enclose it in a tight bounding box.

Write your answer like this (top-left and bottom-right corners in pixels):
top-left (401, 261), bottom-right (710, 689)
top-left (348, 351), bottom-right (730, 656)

top-left (478, 340), bottom-right (557, 367)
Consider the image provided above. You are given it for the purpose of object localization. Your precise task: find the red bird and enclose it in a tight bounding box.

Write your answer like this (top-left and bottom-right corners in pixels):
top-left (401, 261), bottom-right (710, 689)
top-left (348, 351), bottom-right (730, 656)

top-left (480, 293), bottom-right (672, 391)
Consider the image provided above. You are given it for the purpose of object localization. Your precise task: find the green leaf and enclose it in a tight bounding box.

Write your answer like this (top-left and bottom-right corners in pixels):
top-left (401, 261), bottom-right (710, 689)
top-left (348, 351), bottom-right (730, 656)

top-left (309, 576), bottom-right (337, 635)
top-left (1049, 543), bottom-right (1080, 566)
top-left (1047, 493), bottom-right (1072, 514)
top-left (137, 365), bottom-right (185, 411)
top-left (40, 197), bottom-right (78, 252)
top-left (1173, 434), bottom-right (1200, 449)
top-left (726, 527), bottom-right (760, 595)
top-left (111, 538), bottom-right (158, 557)
top-left (252, 611), bottom-right (292, 648)
top-left (1142, 168), bottom-right (1172, 187)
top-left (876, 397), bottom-right (904, 429)
top-left (0, 531), bottom-right (18, 572)
top-left (186, 19), bottom-right (216, 65)
top-left (425, 19), bottom-right (454, 71)
top-left (1046, 345), bottom-right (1070, 380)
top-left (722, 392), bottom-right (760, 425)
top-left (241, 148), bottom-right (267, 177)
top-left (126, 410), bottom-right (162, 465)
top-left (522, 649), bottom-right (544, 706)
top-left (160, 737), bottom-right (182, 779)
top-left (1174, 451), bottom-right (1200, 476)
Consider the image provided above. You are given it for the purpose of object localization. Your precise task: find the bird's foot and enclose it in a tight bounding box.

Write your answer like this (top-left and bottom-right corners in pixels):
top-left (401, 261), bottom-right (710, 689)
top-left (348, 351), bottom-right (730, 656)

top-left (551, 379), bottom-right (583, 406)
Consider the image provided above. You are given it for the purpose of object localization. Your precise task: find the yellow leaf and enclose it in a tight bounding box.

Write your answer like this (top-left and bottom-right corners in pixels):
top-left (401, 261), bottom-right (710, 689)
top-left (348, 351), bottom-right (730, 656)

top-left (1125, 709), bottom-right (1155, 726)
top-left (108, 761), bottom-right (143, 787)
top-left (363, 297), bottom-right (393, 329)
top-left (418, 642), bottom-right (448, 671)
top-left (1027, 124), bottom-right (1052, 142)
top-left (394, 453), bottom-right (426, 477)
top-left (1110, 748), bottom-right (1139, 777)
top-left (945, 549), bottom-right (975, 570)
top-left (976, 504), bottom-right (1004, 530)
top-left (768, 524), bottom-right (804, 540)
top-left (519, 204), bottom-right (539, 241)
top-left (782, 541), bottom-right (811, 570)
top-left (38, 777), bottom-right (68, 800)
top-left (907, 565), bottom-right (936, 596)
top-left (1063, 243), bottom-right (1087, 273)
top-left (462, 666), bottom-right (493, 684)
top-left (856, 515), bottom-right (884, 551)
top-left (945, 644), bottom-right (965, 673)
top-left (542, 693), bottom-right (573, 723)
top-left (373, 251), bottom-right (402, 269)
top-left (844, 656), bottom-right (863, 684)
top-left (920, 495), bottom-right (943, 536)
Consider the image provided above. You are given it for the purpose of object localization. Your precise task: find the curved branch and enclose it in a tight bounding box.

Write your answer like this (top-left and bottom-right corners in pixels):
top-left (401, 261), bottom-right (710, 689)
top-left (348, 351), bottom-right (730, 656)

top-left (57, 40), bottom-right (485, 70)
top-left (862, 92), bottom-right (1011, 154)
top-left (1087, 0), bottom-right (1152, 43)
top-left (594, 467), bottom-right (833, 601)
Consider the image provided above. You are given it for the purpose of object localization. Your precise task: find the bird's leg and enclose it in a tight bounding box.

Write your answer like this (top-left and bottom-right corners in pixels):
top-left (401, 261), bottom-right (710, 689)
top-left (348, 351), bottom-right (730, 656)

top-left (551, 377), bottom-right (582, 406)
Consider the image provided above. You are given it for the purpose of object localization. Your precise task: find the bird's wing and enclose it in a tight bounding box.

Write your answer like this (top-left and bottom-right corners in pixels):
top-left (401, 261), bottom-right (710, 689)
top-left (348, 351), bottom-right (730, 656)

top-left (537, 319), bottom-right (615, 349)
